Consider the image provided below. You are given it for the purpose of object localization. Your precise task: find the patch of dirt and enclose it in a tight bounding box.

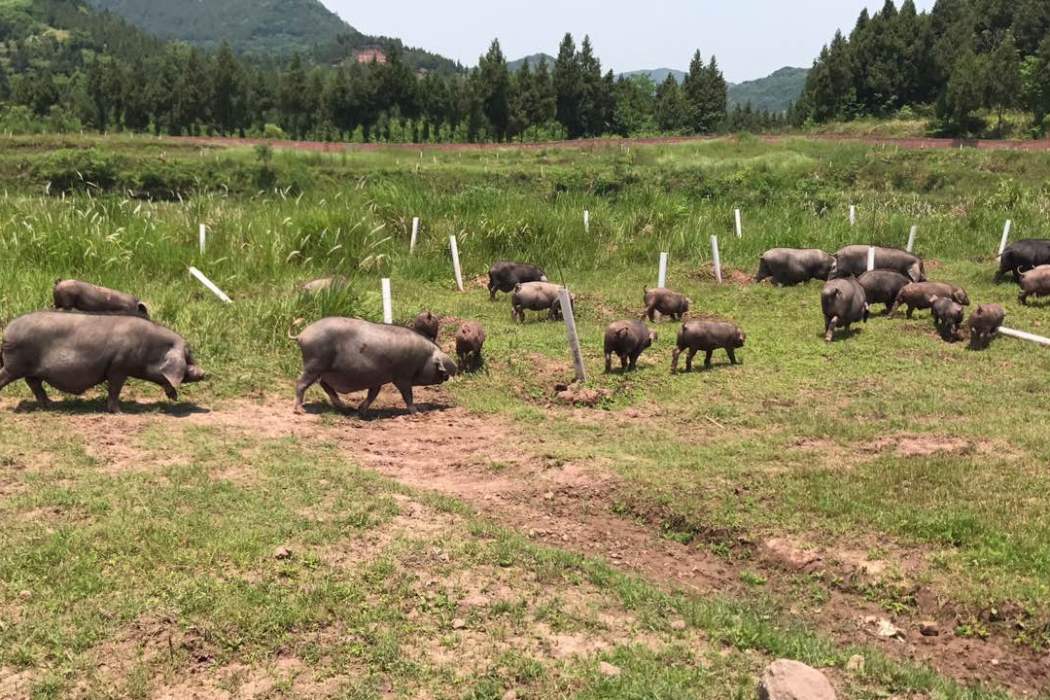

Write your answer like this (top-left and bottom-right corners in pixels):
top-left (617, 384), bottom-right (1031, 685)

top-left (9, 396), bottom-right (1049, 696)
top-left (153, 657), bottom-right (349, 699)
top-left (0, 667), bottom-right (33, 699)
top-left (317, 494), bottom-right (461, 571)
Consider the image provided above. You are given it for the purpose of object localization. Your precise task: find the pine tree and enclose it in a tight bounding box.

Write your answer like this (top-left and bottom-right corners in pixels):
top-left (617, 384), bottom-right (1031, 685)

top-left (654, 74), bottom-right (688, 132)
top-left (477, 39), bottom-right (510, 141)
top-left (553, 33), bottom-right (583, 138)
top-left (681, 50), bottom-right (706, 133)
top-left (278, 53), bottom-right (306, 137)
top-left (984, 32), bottom-right (1021, 135)
top-left (211, 42), bottom-right (244, 135)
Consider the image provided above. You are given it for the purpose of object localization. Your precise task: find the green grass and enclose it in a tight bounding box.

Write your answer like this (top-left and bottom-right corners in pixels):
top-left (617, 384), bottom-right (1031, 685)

top-left (2, 133), bottom-right (1050, 697)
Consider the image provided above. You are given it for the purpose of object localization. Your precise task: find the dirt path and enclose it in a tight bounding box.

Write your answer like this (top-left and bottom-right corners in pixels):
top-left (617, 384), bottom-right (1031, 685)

top-left (172, 133), bottom-right (1050, 154)
top-left (177, 390), bottom-right (1048, 697)
top-left (4, 391), bottom-right (1046, 696)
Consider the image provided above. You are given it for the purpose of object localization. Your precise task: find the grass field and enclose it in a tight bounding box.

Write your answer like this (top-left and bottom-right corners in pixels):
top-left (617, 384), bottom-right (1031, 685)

top-left (1, 134), bottom-right (1050, 698)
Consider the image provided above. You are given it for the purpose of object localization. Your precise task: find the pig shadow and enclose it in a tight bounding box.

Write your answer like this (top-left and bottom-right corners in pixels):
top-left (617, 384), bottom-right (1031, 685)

top-left (14, 398), bottom-right (210, 417)
top-left (300, 401), bottom-right (450, 420)
top-left (820, 326), bottom-right (865, 342)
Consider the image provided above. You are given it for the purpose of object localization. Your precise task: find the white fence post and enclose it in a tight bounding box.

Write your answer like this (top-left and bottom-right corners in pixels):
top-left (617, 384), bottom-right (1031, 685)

top-left (188, 267), bottom-right (232, 304)
top-left (449, 235), bottom-right (464, 292)
top-left (710, 236), bottom-right (722, 284)
top-left (658, 252), bottom-right (668, 288)
top-left (734, 208), bottom-right (742, 238)
top-left (999, 327), bottom-right (1050, 347)
top-left (410, 217), bottom-right (420, 253)
top-left (583, 210), bottom-right (590, 234)
top-left (381, 278), bottom-right (393, 324)
top-left (907, 225), bottom-right (917, 254)
top-left (559, 288), bottom-right (586, 383)
top-left (867, 246), bottom-right (876, 272)
top-left (849, 205), bottom-right (857, 227)
top-left (998, 220), bottom-right (1012, 258)
top-left (199, 224), bottom-right (206, 256)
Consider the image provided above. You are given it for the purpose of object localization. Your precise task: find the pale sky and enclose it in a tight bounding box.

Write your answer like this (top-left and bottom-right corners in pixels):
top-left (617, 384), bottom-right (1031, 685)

top-left (323, 0), bottom-right (936, 82)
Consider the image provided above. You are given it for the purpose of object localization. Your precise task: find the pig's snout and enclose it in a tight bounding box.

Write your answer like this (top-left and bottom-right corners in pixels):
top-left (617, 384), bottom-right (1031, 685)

top-left (186, 365), bottom-right (206, 383)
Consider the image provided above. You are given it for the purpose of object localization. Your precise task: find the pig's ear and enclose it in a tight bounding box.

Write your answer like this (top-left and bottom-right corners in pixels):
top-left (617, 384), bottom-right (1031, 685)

top-left (158, 349), bottom-right (186, 390)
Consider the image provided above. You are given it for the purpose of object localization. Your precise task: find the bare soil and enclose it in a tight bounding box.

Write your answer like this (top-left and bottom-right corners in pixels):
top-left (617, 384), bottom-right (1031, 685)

top-left (172, 133), bottom-right (1050, 155)
top-left (4, 392), bottom-right (1048, 696)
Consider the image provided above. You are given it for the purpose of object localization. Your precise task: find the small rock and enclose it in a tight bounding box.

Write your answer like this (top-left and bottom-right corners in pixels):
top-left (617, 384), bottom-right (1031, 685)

top-left (543, 491), bottom-right (554, 501)
top-left (670, 619), bottom-right (687, 631)
top-left (876, 619), bottom-right (903, 639)
top-left (757, 659), bottom-right (837, 700)
top-left (273, 546), bottom-right (292, 560)
top-left (502, 691), bottom-right (518, 700)
top-left (451, 618), bottom-right (466, 630)
top-left (845, 655), bottom-right (865, 673)
top-left (598, 661), bottom-right (621, 678)
top-left (554, 383), bottom-right (570, 393)
top-left (18, 590), bottom-right (32, 600)
top-left (919, 621), bottom-right (940, 637)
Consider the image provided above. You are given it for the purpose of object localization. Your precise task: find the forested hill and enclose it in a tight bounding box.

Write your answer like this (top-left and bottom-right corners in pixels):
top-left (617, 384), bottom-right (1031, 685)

top-left (82, 0), bottom-right (458, 70)
top-left (728, 67), bottom-right (808, 113)
top-left (797, 0), bottom-right (1050, 134)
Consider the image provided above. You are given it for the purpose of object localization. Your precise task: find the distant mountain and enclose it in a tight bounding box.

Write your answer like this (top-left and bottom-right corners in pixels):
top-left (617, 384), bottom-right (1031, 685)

top-left (619, 68), bottom-right (687, 85)
top-left (83, 0), bottom-right (458, 70)
top-left (728, 66), bottom-right (809, 113)
top-left (508, 53), bottom-right (556, 72)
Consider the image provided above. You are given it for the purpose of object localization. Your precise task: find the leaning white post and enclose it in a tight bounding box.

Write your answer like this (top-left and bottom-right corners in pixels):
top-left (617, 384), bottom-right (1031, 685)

top-left (710, 236), bottom-right (722, 284)
top-left (907, 225), bottom-right (917, 254)
top-left (998, 220), bottom-right (1012, 258)
top-left (381, 278), bottom-right (393, 324)
top-left (199, 223), bottom-right (206, 255)
top-left (188, 267), bottom-right (232, 304)
top-left (999, 327), bottom-right (1050, 347)
top-left (734, 208), bottom-right (742, 238)
top-left (583, 209), bottom-right (590, 234)
top-left (849, 205), bottom-right (857, 226)
top-left (867, 246), bottom-right (876, 272)
top-left (658, 252), bottom-right (668, 288)
top-left (449, 235), bottom-right (464, 292)
top-left (559, 288), bottom-right (586, 383)
top-left (410, 217), bottom-right (420, 253)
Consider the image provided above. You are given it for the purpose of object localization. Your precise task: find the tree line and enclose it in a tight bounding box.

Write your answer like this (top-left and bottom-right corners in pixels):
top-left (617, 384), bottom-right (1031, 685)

top-left (0, 1), bottom-right (792, 142)
top-left (797, 0), bottom-right (1050, 135)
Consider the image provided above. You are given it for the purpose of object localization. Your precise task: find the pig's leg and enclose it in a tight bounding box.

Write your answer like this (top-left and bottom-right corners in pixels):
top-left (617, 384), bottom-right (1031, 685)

top-left (1019, 291), bottom-right (1028, 306)
top-left (604, 353), bottom-right (612, 373)
top-left (685, 348), bottom-right (697, 372)
top-left (24, 377), bottom-right (50, 406)
top-left (704, 350), bottom-right (714, 368)
top-left (906, 306), bottom-right (915, 319)
top-left (294, 371), bottom-right (321, 414)
top-left (394, 382), bottom-right (416, 414)
top-left (319, 381), bottom-right (347, 411)
top-left (727, 348), bottom-right (738, 365)
top-left (628, 352), bottom-right (639, 370)
top-left (825, 316), bottom-right (838, 342)
top-left (106, 375), bottom-right (126, 414)
top-left (358, 386), bottom-right (381, 416)
top-left (0, 368), bottom-right (19, 394)
top-left (670, 348), bottom-right (681, 374)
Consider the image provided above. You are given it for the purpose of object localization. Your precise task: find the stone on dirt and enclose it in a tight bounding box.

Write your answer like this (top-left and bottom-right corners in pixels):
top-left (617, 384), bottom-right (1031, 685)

top-left (273, 546), bottom-right (292, 560)
top-left (920, 621), bottom-right (940, 637)
top-left (757, 659), bottom-right (837, 700)
top-left (845, 654), bottom-right (865, 673)
top-left (598, 661), bottom-right (622, 678)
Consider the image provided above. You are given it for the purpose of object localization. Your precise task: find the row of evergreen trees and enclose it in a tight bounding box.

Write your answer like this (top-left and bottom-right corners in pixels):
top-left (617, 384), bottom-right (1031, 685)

top-left (797, 0), bottom-right (1050, 135)
top-left (0, 4), bottom-right (770, 143)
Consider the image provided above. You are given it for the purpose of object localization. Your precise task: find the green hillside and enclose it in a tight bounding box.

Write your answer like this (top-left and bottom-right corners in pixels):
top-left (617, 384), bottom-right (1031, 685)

top-left (83, 0), bottom-right (458, 70)
top-left (728, 66), bottom-right (808, 113)
top-left (508, 53), bottom-right (555, 72)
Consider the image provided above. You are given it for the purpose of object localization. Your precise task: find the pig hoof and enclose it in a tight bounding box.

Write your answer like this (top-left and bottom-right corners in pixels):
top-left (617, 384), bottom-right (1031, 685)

top-left (293, 404), bottom-right (305, 415)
